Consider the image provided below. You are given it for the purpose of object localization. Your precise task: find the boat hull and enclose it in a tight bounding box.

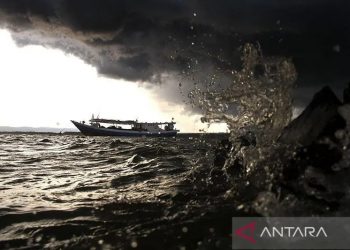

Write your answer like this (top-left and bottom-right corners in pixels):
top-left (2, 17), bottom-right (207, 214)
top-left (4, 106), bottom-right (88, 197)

top-left (71, 121), bottom-right (178, 137)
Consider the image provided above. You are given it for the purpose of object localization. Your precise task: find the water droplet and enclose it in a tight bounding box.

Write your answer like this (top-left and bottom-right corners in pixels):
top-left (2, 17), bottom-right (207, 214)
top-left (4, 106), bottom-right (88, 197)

top-left (237, 204), bottom-right (244, 210)
top-left (131, 240), bottom-right (138, 248)
top-left (182, 226), bottom-right (188, 233)
top-left (333, 44), bottom-right (341, 53)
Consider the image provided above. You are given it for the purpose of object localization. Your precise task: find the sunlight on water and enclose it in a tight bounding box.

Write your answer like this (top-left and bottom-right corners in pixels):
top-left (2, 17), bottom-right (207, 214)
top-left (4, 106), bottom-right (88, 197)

top-left (0, 134), bottom-right (231, 249)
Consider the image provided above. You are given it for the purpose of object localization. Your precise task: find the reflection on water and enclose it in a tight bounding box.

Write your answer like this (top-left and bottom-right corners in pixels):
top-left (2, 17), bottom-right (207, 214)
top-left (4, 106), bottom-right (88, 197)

top-left (0, 134), bottom-right (234, 249)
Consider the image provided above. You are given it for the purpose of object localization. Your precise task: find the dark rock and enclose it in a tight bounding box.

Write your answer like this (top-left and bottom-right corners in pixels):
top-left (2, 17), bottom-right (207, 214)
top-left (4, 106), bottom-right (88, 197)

top-left (237, 131), bottom-right (256, 147)
top-left (213, 132), bottom-right (256, 180)
top-left (279, 86), bottom-right (346, 146)
top-left (225, 157), bottom-right (244, 178)
top-left (272, 86), bottom-right (350, 214)
top-left (213, 139), bottom-right (231, 168)
top-left (284, 142), bottom-right (343, 174)
top-left (211, 85), bottom-right (350, 216)
top-left (209, 168), bottom-right (227, 185)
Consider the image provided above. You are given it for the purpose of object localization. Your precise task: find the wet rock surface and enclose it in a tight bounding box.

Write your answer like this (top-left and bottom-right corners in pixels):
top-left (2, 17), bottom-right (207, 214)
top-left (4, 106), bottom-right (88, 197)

top-left (216, 85), bottom-right (350, 216)
top-left (279, 86), bottom-right (346, 146)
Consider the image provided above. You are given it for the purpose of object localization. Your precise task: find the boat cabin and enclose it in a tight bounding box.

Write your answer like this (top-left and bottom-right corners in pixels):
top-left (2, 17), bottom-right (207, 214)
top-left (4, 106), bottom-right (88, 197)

top-left (89, 118), bottom-right (177, 132)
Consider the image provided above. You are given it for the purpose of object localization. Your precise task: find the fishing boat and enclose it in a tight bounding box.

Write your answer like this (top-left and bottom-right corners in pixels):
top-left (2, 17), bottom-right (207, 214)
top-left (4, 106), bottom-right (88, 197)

top-left (71, 116), bottom-right (179, 137)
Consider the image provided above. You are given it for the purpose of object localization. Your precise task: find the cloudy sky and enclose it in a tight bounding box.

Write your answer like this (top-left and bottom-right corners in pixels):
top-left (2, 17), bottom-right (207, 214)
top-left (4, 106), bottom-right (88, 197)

top-left (0, 0), bottom-right (349, 131)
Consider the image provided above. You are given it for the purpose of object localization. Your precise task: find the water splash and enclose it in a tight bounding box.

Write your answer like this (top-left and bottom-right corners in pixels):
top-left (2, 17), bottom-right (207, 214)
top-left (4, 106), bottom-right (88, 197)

top-left (188, 43), bottom-right (297, 144)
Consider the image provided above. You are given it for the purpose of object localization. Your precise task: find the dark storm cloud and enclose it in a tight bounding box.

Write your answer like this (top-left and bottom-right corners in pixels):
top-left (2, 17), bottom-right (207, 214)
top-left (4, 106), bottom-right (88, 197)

top-left (1, 0), bottom-right (350, 107)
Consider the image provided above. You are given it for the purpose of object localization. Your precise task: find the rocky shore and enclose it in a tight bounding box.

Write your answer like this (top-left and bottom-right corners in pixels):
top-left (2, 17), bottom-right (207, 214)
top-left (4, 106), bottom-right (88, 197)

top-left (212, 84), bottom-right (350, 216)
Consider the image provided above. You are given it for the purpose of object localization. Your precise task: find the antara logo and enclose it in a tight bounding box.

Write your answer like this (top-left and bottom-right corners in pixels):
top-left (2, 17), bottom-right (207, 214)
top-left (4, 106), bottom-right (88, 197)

top-left (260, 226), bottom-right (328, 238)
top-left (234, 222), bottom-right (328, 244)
top-left (234, 222), bottom-right (257, 244)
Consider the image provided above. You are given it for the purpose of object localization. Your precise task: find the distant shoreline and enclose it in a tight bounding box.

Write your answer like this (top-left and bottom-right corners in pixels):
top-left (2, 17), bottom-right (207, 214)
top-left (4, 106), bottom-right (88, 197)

top-left (0, 131), bottom-right (229, 136)
top-left (0, 131), bottom-right (80, 135)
